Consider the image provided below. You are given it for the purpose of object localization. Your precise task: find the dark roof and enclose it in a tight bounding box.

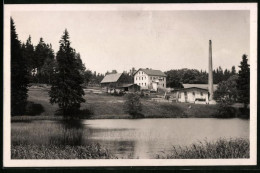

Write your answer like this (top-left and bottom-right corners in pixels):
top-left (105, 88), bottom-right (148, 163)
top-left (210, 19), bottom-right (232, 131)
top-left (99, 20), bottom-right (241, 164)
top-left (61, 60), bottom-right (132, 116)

top-left (183, 84), bottom-right (218, 91)
top-left (118, 83), bottom-right (140, 88)
top-left (134, 68), bottom-right (166, 77)
top-left (174, 87), bottom-right (208, 92)
top-left (100, 73), bottom-right (122, 83)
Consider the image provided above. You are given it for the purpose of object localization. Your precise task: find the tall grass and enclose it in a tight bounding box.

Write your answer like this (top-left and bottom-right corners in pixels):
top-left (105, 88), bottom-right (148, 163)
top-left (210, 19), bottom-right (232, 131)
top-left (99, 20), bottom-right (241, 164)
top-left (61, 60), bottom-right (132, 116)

top-left (11, 144), bottom-right (115, 159)
top-left (11, 120), bottom-right (115, 159)
top-left (157, 138), bottom-right (249, 159)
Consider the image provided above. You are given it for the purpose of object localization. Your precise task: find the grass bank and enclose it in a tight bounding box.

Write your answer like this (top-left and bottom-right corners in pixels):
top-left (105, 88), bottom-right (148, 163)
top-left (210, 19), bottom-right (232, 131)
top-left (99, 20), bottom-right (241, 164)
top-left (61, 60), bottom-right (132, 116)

top-left (156, 138), bottom-right (249, 159)
top-left (11, 144), bottom-right (115, 159)
top-left (11, 119), bottom-right (116, 159)
top-left (24, 87), bottom-right (218, 119)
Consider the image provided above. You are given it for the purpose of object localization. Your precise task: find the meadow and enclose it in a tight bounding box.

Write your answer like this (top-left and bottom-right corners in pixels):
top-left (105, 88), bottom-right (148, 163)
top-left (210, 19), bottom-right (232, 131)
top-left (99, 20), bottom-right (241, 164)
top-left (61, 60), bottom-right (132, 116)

top-left (23, 86), bottom-right (218, 119)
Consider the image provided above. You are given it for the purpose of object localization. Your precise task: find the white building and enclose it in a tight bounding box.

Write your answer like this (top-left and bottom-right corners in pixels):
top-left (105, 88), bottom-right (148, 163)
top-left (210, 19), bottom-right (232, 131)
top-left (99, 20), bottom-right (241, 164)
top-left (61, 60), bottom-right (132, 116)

top-left (134, 68), bottom-right (166, 91)
top-left (174, 84), bottom-right (218, 104)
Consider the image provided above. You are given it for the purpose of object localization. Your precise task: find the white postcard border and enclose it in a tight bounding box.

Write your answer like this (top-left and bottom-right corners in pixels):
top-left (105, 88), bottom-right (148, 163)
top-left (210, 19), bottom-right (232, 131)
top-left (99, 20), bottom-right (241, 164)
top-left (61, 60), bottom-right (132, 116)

top-left (3, 3), bottom-right (258, 167)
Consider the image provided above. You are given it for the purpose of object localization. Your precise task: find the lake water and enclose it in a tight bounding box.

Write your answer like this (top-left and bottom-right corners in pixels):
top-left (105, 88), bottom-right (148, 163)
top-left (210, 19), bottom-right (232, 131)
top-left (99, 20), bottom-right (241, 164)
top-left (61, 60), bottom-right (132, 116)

top-left (81, 118), bottom-right (249, 159)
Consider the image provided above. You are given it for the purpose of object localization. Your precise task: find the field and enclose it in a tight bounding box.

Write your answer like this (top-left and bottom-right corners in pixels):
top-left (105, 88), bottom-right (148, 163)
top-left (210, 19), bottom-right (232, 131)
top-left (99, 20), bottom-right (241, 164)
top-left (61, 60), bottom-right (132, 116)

top-left (20, 86), bottom-right (218, 119)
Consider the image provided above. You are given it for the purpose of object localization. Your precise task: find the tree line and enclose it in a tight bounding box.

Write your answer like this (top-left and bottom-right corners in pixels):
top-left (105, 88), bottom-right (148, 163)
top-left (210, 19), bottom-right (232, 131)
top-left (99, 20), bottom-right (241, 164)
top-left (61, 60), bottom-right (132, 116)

top-left (213, 54), bottom-right (250, 117)
top-left (11, 18), bottom-right (87, 117)
top-left (165, 66), bottom-right (237, 89)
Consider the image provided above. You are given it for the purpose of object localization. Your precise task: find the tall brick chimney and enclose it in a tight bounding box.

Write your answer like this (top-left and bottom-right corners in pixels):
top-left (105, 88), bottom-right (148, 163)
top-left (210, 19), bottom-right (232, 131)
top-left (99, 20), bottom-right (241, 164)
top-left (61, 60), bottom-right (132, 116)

top-left (208, 40), bottom-right (214, 101)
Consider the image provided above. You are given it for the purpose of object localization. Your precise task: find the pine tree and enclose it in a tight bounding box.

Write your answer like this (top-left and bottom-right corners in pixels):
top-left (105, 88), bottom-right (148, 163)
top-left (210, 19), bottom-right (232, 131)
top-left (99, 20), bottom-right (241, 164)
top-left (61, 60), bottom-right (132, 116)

top-left (49, 29), bottom-right (85, 118)
top-left (11, 18), bottom-right (29, 116)
top-left (237, 54), bottom-right (250, 108)
top-left (22, 35), bottom-right (36, 82)
top-left (41, 44), bottom-right (55, 84)
top-left (231, 66), bottom-right (236, 75)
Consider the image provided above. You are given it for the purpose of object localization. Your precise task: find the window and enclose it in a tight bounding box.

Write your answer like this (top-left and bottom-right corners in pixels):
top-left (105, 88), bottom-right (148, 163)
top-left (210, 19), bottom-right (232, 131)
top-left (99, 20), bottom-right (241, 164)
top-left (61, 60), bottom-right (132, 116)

top-left (145, 83), bottom-right (146, 86)
top-left (150, 77), bottom-right (152, 80)
top-left (139, 77), bottom-right (140, 80)
top-left (163, 84), bottom-right (164, 87)
top-left (193, 92), bottom-right (195, 96)
top-left (142, 83), bottom-right (143, 86)
top-left (200, 92), bottom-right (203, 96)
top-left (184, 91), bottom-right (187, 96)
top-left (142, 77), bottom-right (143, 80)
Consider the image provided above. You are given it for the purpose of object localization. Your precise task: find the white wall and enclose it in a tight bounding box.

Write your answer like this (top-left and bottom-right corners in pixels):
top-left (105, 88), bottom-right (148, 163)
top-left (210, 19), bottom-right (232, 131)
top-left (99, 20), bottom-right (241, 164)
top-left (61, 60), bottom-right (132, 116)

top-left (177, 90), bottom-right (209, 103)
top-left (134, 70), bottom-right (166, 90)
top-left (134, 71), bottom-right (149, 89)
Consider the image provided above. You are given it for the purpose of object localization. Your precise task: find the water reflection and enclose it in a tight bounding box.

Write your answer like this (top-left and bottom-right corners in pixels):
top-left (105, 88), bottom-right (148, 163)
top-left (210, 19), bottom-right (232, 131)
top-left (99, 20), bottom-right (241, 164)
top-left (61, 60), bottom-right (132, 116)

top-left (83, 118), bottom-right (249, 158)
top-left (49, 119), bottom-right (84, 146)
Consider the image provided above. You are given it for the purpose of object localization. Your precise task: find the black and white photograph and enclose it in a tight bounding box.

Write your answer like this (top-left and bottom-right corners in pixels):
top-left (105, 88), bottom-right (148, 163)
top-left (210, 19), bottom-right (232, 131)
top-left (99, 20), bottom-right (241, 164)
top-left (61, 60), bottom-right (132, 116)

top-left (3, 3), bottom-right (257, 167)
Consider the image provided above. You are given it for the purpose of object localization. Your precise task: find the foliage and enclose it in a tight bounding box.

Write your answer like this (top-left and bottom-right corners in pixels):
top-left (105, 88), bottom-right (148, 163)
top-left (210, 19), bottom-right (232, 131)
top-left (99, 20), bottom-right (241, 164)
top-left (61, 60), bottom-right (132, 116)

top-left (165, 66), bottom-right (237, 88)
top-left (214, 75), bottom-right (239, 118)
top-left (157, 138), bottom-right (249, 159)
top-left (214, 103), bottom-right (237, 118)
top-left (35, 39), bottom-right (56, 84)
top-left (123, 93), bottom-right (143, 118)
top-left (214, 75), bottom-right (239, 105)
top-left (25, 101), bottom-right (45, 116)
top-left (237, 54), bottom-right (250, 108)
top-left (22, 36), bottom-right (35, 72)
top-left (11, 18), bottom-right (29, 116)
top-left (49, 29), bottom-right (85, 118)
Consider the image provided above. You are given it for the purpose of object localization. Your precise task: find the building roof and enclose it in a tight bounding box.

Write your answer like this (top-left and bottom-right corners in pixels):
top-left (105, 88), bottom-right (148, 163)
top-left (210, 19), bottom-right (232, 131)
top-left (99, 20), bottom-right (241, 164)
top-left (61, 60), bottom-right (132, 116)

top-left (100, 73), bottom-right (122, 83)
top-left (134, 68), bottom-right (166, 77)
top-left (118, 83), bottom-right (140, 88)
top-left (183, 84), bottom-right (218, 91)
top-left (175, 87), bottom-right (209, 92)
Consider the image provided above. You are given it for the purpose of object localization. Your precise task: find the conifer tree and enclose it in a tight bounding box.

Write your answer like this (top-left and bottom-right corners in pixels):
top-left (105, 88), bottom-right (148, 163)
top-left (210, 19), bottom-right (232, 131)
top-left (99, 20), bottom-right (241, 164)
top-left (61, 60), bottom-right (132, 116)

top-left (11, 18), bottom-right (29, 116)
top-left (49, 29), bottom-right (85, 118)
top-left (237, 54), bottom-right (250, 108)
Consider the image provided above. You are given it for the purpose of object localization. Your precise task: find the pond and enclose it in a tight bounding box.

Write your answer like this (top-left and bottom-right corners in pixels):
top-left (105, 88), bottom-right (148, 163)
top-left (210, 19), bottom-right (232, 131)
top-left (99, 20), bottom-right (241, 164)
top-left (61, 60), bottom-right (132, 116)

top-left (12, 118), bottom-right (249, 159)
top-left (82, 118), bottom-right (249, 158)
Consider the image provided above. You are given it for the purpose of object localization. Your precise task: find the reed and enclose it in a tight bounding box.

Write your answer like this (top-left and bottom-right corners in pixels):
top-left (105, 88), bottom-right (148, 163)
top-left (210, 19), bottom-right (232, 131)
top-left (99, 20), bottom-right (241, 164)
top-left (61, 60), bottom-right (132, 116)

top-left (157, 138), bottom-right (249, 159)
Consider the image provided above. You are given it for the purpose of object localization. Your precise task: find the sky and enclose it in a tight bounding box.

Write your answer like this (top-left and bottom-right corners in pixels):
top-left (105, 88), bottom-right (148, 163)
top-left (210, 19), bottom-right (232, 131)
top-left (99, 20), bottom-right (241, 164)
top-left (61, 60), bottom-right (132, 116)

top-left (11, 10), bottom-right (250, 74)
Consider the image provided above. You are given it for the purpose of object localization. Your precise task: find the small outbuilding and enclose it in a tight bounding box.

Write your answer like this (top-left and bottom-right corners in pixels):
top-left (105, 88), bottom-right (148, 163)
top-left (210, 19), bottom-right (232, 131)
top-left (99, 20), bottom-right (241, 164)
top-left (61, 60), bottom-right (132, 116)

top-left (117, 84), bottom-right (141, 92)
top-left (173, 84), bottom-right (218, 104)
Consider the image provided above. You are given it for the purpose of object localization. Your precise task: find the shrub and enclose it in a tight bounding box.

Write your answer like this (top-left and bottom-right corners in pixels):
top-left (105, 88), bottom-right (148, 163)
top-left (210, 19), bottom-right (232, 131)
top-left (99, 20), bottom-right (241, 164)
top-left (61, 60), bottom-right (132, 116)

top-left (26, 101), bottom-right (45, 116)
top-left (123, 93), bottom-right (143, 118)
top-left (238, 107), bottom-right (250, 119)
top-left (214, 103), bottom-right (237, 118)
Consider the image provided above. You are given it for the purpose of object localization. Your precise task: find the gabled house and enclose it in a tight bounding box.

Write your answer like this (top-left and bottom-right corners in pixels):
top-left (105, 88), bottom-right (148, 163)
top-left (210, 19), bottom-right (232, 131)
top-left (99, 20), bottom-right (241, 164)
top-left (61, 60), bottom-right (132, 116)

top-left (100, 73), bottom-right (133, 92)
top-left (133, 68), bottom-right (166, 91)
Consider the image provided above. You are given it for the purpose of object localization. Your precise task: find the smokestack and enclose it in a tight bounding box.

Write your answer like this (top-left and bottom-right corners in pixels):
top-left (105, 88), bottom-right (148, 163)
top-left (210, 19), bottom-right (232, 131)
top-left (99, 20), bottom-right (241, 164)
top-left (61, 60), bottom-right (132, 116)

top-left (208, 40), bottom-right (214, 101)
